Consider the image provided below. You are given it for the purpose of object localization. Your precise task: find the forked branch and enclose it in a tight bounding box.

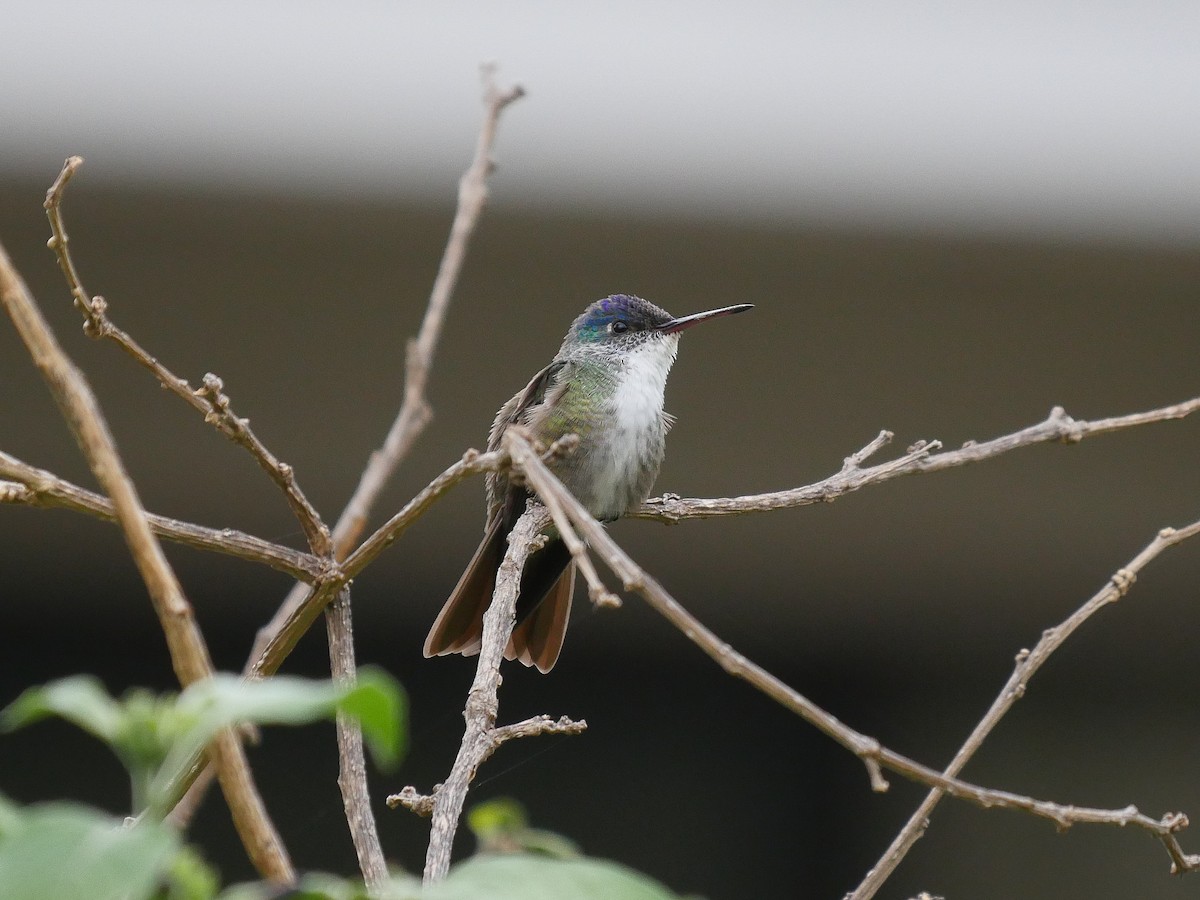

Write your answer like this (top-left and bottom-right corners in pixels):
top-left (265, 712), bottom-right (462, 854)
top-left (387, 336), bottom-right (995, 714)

top-left (636, 400), bottom-right (1200, 522)
top-left (0, 240), bottom-right (294, 882)
top-left (44, 157), bottom-right (331, 557)
top-left (509, 429), bottom-right (1200, 878)
top-left (385, 507), bottom-right (586, 884)
top-left (846, 520), bottom-right (1200, 898)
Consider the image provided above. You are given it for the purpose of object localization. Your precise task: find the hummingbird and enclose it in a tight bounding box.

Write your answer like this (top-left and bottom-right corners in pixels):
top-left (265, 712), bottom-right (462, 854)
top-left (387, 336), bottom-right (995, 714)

top-left (423, 294), bottom-right (752, 673)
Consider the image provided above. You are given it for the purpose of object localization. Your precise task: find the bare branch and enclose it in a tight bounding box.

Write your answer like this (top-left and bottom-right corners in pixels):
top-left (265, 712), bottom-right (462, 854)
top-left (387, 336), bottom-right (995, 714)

top-left (140, 384), bottom-right (1200, 826)
top-left (329, 66), bottom-right (525, 555)
top-left (388, 786), bottom-right (435, 818)
top-left (847, 520), bottom-right (1200, 899)
top-left (325, 589), bottom-right (388, 890)
top-left (44, 157), bottom-right (331, 556)
top-left (424, 506), bottom-right (538, 881)
top-left (636, 400), bottom-right (1200, 523)
top-left (384, 715), bottom-right (586, 817)
top-left (384, 507), bottom-right (586, 884)
top-left (258, 67), bottom-right (525, 658)
top-left (251, 448), bottom-right (508, 680)
top-left (0, 239), bottom-right (294, 883)
top-left (490, 714), bottom-right (588, 748)
top-left (508, 429), bottom-right (1200, 877)
top-left (0, 450), bottom-right (322, 581)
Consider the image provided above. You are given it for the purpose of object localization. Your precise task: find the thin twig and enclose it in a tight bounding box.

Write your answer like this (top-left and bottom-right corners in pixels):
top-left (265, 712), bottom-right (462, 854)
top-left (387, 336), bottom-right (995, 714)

top-left (386, 713), bottom-right (586, 820)
top-left (44, 157), bottom-right (331, 557)
top-left (0, 239), bottom-right (294, 883)
top-left (325, 589), bottom-right (388, 891)
top-left (0, 450), bottom-right (322, 580)
top-left (846, 520), bottom-right (1200, 899)
top-left (635, 400), bottom-right (1200, 523)
top-left (383, 506), bottom-right (585, 883)
top-left (255, 68), bottom-right (525, 658)
top-left (509, 430), bottom-right (1200, 876)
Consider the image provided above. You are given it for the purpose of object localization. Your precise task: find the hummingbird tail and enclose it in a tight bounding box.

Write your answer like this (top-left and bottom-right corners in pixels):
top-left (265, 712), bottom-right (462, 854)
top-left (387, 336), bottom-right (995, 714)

top-left (423, 519), bottom-right (505, 658)
top-left (424, 527), bottom-right (576, 673)
top-left (508, 561), bottom-right (575, 674)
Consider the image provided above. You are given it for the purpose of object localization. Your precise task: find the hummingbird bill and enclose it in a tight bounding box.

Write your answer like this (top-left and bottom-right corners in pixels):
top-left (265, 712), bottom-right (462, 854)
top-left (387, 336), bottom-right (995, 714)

top-left (424, 294), bottom-right (752, 673)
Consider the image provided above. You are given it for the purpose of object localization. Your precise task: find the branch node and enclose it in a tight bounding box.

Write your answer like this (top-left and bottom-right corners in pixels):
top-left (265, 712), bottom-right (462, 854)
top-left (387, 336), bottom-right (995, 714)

top-left (1163, 811), bottom-right (1190, 832)
top-left (844, 430), bottom-right (894, 471)
top-left (1049, 406), bottom-right (1083, 442)
top-left (1110, 567), bottom-right (1137, 597)
top-left (387, 786), bottom-right (435, 817)
top-left (0, 481), bottom-right (33, 503)
top-left (865, 756), bottom-right (891, 793)
top-left (591, 589), bottom-right (623, 610)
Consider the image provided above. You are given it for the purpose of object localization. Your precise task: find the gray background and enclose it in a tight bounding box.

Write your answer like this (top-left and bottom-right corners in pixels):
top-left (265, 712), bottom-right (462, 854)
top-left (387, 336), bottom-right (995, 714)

top-left (2, 3), bottom-right (1199, 898)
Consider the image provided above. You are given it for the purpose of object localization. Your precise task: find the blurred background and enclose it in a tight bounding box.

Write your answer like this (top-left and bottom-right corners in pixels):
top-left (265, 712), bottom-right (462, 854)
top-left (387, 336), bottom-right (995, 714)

top-left (2, 3), bottom-right (1199, 898)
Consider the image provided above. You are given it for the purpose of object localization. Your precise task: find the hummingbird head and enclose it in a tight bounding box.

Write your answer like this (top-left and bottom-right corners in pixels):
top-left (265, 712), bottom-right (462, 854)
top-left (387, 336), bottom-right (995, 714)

top-left (561, 294), bottom-right (753, 359)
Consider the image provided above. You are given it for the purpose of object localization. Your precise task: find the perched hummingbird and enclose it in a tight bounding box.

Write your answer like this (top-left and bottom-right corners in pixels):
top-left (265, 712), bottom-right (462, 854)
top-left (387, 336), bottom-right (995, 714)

top-left (423, 294), bottom-right (752, 673)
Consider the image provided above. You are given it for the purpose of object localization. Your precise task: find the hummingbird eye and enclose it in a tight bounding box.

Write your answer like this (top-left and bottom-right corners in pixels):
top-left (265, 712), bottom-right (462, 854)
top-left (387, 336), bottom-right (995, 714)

top-left (609, 320), bottom-right (629, 335)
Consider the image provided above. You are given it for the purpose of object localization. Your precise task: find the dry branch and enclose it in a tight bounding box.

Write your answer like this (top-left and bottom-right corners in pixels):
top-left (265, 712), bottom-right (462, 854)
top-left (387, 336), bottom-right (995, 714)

top-left (253, 448), bottom-right (509, 679)
top-left (132, 68), bottom-right (525, 854)
top-left (157, 391), bottom-right (1200, 830)
top-left (0, 450), bottom-right (321, 580)
top-left (44, 157), bottom-right (331, 557)
top-left (226, 72), bottom-right (522, 874)
top-left (253, 68), bottom-right (526, 660)
top-left (383, 507), bottom-right (586, 884)
top-left (509, 429), bottom-right (1200, 877)
top-left (635, 400), bottom-right (1200, 523)
top-left (326, 589), bottom-right (388, 889)
top-left (157, 446), bottom-right (512, 823)
top-left (0, 240), bottom-right (294, 882)
top-left (846, 520), bottom-right (1200, 898)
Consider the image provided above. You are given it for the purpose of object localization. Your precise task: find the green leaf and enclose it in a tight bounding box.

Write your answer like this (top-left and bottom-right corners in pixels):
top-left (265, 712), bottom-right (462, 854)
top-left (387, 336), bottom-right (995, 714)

top-left (0, 675), bottom-right (123, 744)
top-left (0, 802), bottom-right (180, 900)
top-left (0, 794), bottom-right (21, 836)
top-left (164, 845), bottom-right (220, 900)
top-left (467, 797), bottom-right (529, 838)
top-left (428, 853), bottom-right (681, 900)
top-left (152, 669), bottom-right (406, 809)
top-left (219, 871), bottom-right (419, 900)
top-left (466, 798), bottom-right (579, 858)
top-left (337, 668), bottom-right (407, 770)
top-left (4, 671), bottom-right (407, 819)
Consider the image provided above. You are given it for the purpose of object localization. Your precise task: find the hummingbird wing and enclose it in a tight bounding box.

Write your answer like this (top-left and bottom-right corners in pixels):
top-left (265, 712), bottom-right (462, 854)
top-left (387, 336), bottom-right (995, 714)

top-left (425, 359), bottom-right (577, 670)
top-left (484, 359), bottom-right (569, 528)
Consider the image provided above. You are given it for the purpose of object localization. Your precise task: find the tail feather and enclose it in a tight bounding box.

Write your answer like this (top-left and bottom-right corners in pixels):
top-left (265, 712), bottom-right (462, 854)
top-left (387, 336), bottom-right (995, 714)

top-left (507, 562), bottom-right (575, 673)
top-left (425, 525), bottom-right (577, 672)
top-left (423, 519), bottom-right (505, 657)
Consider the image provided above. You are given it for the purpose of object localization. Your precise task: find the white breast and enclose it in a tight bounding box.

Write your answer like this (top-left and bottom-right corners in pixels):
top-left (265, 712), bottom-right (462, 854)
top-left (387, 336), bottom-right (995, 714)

top-left (587, 336), bottom-right (678, 518)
